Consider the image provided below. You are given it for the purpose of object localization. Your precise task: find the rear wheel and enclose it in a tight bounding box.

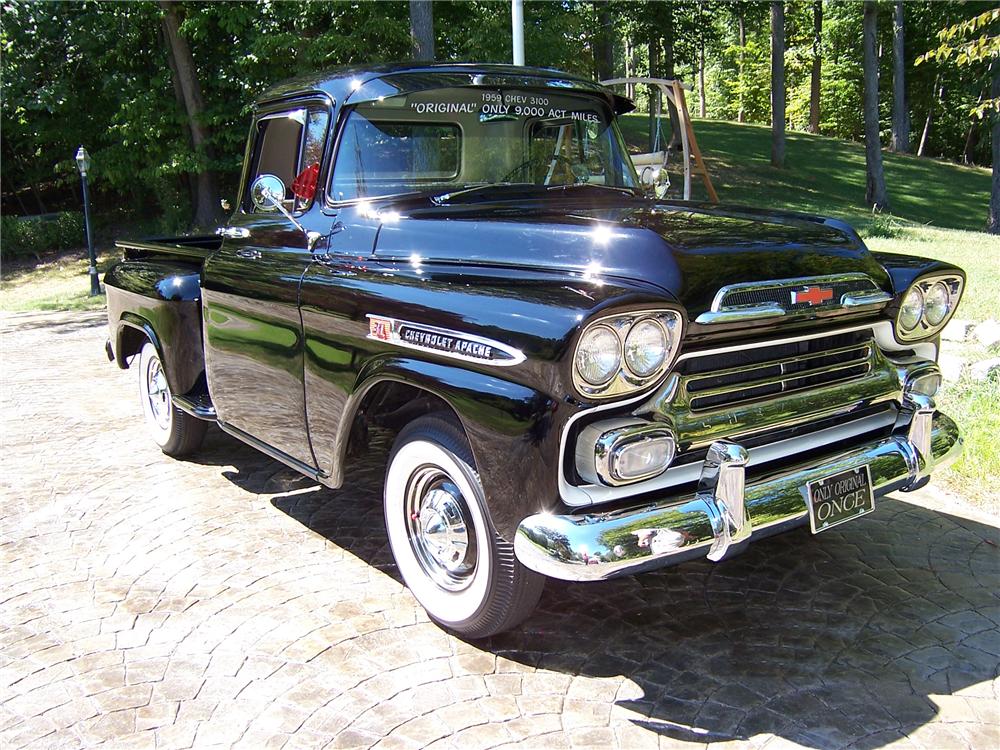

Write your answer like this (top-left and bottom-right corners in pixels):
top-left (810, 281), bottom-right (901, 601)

top-left (138, 342), bottom-right (206, 457)
top-left (384, 415), bottom-right (544, 638)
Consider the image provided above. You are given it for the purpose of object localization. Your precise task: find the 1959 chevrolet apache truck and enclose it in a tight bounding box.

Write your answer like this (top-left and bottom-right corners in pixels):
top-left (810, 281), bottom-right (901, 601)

top-left (105, 63), bottom-right (964, 637)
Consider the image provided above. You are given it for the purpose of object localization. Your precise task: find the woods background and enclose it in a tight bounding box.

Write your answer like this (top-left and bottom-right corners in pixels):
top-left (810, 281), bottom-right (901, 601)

top-left (1, 0), bottom-right (997, 239)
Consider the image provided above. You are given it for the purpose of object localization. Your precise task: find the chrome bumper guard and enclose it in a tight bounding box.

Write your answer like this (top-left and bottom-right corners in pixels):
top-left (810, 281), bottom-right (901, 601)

top-left (514, 405), bottom-right (962, 581)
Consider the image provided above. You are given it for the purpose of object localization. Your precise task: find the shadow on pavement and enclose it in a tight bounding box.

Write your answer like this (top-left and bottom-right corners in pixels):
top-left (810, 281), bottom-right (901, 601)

top-left (199, 431), bottom-right (1000, 748)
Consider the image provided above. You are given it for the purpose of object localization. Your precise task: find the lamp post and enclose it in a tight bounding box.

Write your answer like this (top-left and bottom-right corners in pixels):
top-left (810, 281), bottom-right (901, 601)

top-left (75, 146), bottom-right (100, 296)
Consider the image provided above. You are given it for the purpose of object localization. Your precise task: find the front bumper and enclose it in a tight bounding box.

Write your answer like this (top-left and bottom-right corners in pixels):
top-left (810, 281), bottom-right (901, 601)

top-left (514, 408), bottom-right (961, 581)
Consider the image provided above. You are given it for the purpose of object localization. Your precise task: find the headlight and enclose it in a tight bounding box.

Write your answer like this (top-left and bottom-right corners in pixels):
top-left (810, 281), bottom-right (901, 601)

top-left (923, 282), bottom-right (950, 326)
top-left (898, 287), bottom-right (924, 331)
top-left (624, 318), bottom-right (667, 377)
top-left (573, 310), bottom-right (682, 399)
top-left (575, 325), bottom-right (621, 385)
top-left (893, 274), bottom-right (964, 342)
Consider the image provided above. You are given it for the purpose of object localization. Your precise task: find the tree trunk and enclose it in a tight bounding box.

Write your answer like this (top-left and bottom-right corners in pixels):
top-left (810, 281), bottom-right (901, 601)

top-left (409, 0), bottom-right (434, 61)
top-left (594, 2), bottom-right (614, 81)
top-left (738, 6), bottom-right (746, 124)
top-left (770, 2), bottom-right (785, 168)
top-left (159, 1), bottom-right (221, 229)
top-left (890, 0), bottom-right (910, 152)
top-left (863, 1), bottom-right (890, 211)
top-left (664, 4), bottom-right (682, 149)
top-left (917, 75), bottom-right (941, 157)
top-left (988, 62), bottom-right (999, 233)
top-left (698, 34), bottom-right (706, 118)
top-left (808, 0), bottom-right (822, 133)
top-left (624, 36), bottom-right (633, 99)
top-left (648, 35), bottom-right (660, 152)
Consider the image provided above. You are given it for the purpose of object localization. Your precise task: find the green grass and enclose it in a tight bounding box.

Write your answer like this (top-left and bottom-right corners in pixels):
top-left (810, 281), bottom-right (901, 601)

top-left (0, 248), bottom-right (115, 313)
top-left (619, 115), bottom-right (993, 234)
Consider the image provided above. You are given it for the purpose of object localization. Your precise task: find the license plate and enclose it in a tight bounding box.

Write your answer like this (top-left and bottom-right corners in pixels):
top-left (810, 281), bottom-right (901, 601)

top-left (807, 465), bottom-right (875, 534)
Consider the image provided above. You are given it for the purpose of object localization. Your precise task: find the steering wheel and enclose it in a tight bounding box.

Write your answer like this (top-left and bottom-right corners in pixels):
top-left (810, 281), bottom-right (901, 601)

top-left (500, 154), bottom-right (577, 185)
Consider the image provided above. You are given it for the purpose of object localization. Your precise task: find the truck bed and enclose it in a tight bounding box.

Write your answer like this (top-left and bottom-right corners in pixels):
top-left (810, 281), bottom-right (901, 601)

top-left (115, 235), bottom-right (221, 263)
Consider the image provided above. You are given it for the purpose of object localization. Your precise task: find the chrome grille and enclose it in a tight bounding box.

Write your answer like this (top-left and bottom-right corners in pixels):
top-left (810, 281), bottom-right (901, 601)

top-left (679, 330), bottom-right (875, 412)
top-left (715, 274), bottom-right (882, 311)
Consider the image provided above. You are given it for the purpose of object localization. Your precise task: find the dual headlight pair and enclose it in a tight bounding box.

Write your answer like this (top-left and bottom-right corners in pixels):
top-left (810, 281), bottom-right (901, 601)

top-left (573, 310), bottom-right (682, 399)
top-left (895, 275), bottom-right (963, 342)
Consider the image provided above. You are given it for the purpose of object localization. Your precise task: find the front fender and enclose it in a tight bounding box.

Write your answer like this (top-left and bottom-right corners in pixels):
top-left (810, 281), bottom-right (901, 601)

top-left (327, 356), bottom-right (562, 541)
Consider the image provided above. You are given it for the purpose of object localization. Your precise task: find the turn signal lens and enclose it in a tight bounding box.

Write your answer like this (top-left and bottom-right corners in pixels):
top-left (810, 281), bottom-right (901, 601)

top-left (923, 282), bottom-right (951, 327)
top-left (612, 435), bottom-right (675, 481)
top-left (898, 287), bottom-right (924, 332)
top-left (575, 325), bottom-right (621, 386)
top-left (624, 319), bottom-right (668, 377)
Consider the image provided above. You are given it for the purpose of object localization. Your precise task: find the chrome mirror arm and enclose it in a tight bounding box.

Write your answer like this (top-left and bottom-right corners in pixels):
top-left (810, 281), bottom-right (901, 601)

top-left (262, 188), bottom-right (307, 235)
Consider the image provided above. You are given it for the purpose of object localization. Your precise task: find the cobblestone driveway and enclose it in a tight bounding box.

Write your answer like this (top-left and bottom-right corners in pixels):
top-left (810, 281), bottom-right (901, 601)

top-left (1, 310), bottom-right (998, 750)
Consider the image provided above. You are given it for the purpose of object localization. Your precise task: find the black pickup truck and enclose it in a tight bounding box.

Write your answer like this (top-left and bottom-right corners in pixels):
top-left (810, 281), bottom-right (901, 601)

top-left (105, 63), bottom-right (964, 637)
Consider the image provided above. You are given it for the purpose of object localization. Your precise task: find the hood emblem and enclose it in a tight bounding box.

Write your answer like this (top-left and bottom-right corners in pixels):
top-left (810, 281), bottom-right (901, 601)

top-left (791, 286), bottom-right (834, 306)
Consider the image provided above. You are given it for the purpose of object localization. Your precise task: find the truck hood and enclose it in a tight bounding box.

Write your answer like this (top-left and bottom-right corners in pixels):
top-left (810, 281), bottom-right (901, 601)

top-left (373, 198), bottom-right (891, 319)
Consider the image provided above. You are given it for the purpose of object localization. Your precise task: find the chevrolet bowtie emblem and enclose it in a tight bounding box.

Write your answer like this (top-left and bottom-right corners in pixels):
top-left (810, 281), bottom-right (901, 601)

top-left (791, 286), bottom-right (834, 306)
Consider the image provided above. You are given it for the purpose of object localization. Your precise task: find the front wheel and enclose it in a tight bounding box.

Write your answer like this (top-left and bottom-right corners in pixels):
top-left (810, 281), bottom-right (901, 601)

top-left (138, 342), bottom-right (206, 457)
top-left (384, 416), bottom-right (544, 638)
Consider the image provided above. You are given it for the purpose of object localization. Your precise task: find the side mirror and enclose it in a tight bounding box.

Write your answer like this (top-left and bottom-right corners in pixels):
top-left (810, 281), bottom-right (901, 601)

top-left (640, 166), bottom-right (670, 199)
top-left (250, 174), bottom-right (286, 212)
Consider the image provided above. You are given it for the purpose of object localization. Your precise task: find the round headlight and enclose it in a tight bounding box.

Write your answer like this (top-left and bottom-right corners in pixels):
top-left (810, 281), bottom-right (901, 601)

top-left (899, 287), bottom-right (924, 332)
top-left (575, 325), bottom-right (621, 385)
top-left (923, 282), bottom-right (951, 327)
top-left (624, 319), bottom-right (668, 377)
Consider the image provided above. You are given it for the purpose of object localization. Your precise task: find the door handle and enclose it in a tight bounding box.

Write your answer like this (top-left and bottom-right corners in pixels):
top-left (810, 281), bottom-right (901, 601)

top-left (217, 227), bottom-right (251, 240)
top-left (235, 248), bottom-right (262, 260)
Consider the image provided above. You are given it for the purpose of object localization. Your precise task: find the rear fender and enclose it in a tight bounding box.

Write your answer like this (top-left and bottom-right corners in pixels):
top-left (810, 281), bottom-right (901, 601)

top-left (105, 261), bottom-right (205, 395)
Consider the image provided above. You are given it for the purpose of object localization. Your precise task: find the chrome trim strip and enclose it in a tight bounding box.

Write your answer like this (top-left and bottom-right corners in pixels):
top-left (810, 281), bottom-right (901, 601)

top-left (519, 412), bottom-right (961, 581)
top-left (842, 290), bottom-right (893, 307)
top-left (695, 304), bottom-right (785, 325)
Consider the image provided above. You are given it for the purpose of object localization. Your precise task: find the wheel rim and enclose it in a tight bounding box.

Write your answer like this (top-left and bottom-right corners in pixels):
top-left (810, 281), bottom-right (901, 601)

top-left (145, 357), bottom-right (171, 431)
top-left (405, 465), bottom-right (477, 591)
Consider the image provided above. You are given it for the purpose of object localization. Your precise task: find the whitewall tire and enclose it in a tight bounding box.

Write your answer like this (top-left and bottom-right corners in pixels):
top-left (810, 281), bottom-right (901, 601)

top-left (384, 416), bottom-right (544, 637)
top-left (138, 342), bottom-right (206, 457)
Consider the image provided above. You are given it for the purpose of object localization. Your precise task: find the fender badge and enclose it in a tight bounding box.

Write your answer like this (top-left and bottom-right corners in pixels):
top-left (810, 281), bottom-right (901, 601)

top-left (367, 315), bottom-right (525, 366)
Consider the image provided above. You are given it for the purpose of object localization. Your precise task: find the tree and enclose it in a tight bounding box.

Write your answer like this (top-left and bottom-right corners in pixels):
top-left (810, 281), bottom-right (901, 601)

top-left (991, 63), bottom-right (999, 233)
top-left (771, 1), bottom-right (785, 168)
top-left (737, 3), bottom-right (746, 123)
top-left (409, 0), bottom-right (434, 61)
top-left (862, 0), bottom-right (889, 211)
top-left (890, 1), bottom-right (910, 152)
top-left (808, 0), bottom-right (822, 133)
top-left (159, 1), bottom-right (221, 229)
top-left (593, 1), bottom-right (615, 81)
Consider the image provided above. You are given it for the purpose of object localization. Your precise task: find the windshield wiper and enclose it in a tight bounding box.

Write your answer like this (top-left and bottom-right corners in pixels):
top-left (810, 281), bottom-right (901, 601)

top-left (545, 183), bottom-right (641, 197)
top-left (431, 183), bottom-right (539, 205)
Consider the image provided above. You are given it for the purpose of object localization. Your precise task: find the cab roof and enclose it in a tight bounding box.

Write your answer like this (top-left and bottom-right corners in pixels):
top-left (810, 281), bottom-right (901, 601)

top-left (257, 62), bottom-right (634, 114)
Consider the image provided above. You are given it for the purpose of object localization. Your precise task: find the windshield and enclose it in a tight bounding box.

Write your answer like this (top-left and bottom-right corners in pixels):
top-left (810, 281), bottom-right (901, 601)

top-left (329, 87), bottom-right (639, 202)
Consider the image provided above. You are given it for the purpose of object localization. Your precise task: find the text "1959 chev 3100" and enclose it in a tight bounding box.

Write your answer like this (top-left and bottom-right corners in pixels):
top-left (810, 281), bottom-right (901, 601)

top-left (105, 63), bottom-right (964, 637)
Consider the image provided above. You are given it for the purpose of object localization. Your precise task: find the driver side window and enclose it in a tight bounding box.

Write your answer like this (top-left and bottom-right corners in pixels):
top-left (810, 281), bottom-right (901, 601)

top-left (247, 107), bottom-right (329, 212)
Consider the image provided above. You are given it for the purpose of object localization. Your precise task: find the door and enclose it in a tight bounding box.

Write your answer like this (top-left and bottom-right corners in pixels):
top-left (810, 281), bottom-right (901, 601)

top-left (203, 102), bottom-right (331, 467)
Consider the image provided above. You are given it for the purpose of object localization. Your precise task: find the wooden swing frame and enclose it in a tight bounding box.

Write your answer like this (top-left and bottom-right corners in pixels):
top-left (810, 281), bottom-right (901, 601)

top-left (601, 77), bottom-right (718, 203)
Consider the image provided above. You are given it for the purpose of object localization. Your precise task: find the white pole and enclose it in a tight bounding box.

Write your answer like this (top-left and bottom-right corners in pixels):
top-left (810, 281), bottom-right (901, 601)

top-left (512, 0), bottom-right (524, 66)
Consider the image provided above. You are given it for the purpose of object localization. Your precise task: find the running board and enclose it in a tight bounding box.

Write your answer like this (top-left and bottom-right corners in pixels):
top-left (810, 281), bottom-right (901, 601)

top-left (216, 421), bottom-right (327, 483)
top-left (173, 393), bottom-right (217, 421)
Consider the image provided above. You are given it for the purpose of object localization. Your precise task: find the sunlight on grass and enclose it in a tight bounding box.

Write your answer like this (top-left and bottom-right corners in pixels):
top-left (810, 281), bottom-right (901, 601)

top-left (1, 249), bottom-right (114, 313)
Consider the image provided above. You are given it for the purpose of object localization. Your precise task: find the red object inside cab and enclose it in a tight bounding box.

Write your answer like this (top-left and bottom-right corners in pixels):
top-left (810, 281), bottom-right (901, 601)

top-left (292, 162), bottom-right (320, 202)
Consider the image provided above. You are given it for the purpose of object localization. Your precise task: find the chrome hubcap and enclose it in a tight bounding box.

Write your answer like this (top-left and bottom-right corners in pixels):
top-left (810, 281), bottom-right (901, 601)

top-left (146, 358), bottom-right (171, 430)
top-left (406, 467), bottom-right (476, 591)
